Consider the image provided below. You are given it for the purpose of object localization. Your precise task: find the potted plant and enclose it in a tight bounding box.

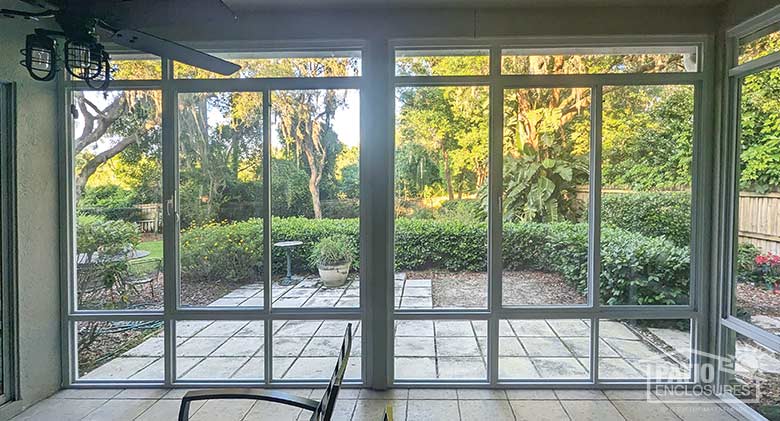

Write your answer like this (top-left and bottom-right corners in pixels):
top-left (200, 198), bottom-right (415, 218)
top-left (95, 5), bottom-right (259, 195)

top-left (310, 235), bottom-right (353, 287)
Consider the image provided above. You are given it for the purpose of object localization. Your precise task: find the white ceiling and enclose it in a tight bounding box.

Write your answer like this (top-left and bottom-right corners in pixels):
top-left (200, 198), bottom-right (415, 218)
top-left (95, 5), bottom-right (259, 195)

top-left (225, 0), bottom-right (723, 11)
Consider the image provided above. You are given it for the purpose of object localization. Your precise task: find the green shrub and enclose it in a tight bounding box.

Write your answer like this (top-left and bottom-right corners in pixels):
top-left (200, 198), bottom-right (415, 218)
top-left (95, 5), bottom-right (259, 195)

top-left (322, 199), bottom-right (360, 219)
top-left (310, 235), bottom-right (354, 266)
top-left (78, 184), bottom-right (143, 221)
top-left (736, 242), bottom-right (761, 283)
top-left (80, 184), bottom-right (136, 209)
top-left (77, 214), bottom-right (141, 262)
top-left (180, 219), bottom-right (264, 283)
top-left (504, 222), bottom-right (689, 304)
top-left (600, 226), bottom-right (690, 305)
top-left (394, 218), bottom-right (487, 271)
top-left (180, 217), bottom-right (359, 283)
top-left (180, 217), bottom-right (689, 305)
top-left (599, 191), bottom-right (691, 247)
top-left (436, 199), bottom-right (483, 223)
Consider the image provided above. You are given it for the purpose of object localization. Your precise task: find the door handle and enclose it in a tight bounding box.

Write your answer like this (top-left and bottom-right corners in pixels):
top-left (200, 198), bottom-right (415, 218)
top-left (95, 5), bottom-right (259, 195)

top-left (166, 197), bottom-right (175, 217)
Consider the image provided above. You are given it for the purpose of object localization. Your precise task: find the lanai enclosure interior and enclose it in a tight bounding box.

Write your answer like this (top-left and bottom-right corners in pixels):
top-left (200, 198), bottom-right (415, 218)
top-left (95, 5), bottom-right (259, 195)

top-left (3, 0), bottom-right (780, 419)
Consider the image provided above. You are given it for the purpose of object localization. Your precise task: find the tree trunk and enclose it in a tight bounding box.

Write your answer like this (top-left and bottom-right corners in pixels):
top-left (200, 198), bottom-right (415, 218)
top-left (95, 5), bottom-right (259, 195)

top-left (230, 127), bottom-right (240, 179)
top-left (75, 134), bottom-right (139, 202)
top-left (442, 147), bottom-right (454, 201)
top-left (309, 172), bottom-right (322, 219)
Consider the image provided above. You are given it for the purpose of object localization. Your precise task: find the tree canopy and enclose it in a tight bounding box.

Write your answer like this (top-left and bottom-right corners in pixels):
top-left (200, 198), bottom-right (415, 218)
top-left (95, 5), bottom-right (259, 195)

top-left (75, 49), bottom-right (780, 230)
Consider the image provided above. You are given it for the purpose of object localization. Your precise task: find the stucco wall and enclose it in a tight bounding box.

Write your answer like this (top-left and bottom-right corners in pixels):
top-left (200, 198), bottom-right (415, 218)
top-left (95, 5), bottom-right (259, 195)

top-left (0, 1), bottom-right (62, 419)
top-left (724, 0), bottom-right (780, 29)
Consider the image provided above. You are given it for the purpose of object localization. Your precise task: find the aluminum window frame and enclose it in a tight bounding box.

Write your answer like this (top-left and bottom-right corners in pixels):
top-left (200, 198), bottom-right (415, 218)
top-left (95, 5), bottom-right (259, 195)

top-left (0, 82), bottom-right (19, 404)
top-left (718, 7), bottom-right (780, 410)
top-left (59, 35), bottom-right (713, 390)
top-left (61, 43), bottom-right (369, 389)
top-left (389, 36), bottom-right (710, 388)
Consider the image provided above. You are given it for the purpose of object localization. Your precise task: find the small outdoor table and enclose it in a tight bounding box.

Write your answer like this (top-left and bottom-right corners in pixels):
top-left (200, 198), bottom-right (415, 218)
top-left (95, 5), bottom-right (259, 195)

top-left (274, 240), bottom-right (304, 286)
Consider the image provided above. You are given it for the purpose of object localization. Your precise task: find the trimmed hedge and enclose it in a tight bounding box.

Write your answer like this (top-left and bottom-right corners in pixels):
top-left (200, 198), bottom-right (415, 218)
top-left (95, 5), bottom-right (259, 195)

top-left (181, 218), bottom-right (359, 284)
top-left (181, 217), bottom-right (690, 305)
top-left (599, 192), bottom-right (691, 247)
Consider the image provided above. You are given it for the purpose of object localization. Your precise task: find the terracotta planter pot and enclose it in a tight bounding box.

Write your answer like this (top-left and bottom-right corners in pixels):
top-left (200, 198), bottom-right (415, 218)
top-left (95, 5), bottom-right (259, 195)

top-left (317, 261), bottom-right (351, 287)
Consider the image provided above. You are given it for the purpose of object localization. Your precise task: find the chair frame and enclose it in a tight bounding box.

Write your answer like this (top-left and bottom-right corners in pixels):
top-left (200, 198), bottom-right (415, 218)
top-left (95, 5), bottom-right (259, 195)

top-left (178, 323), bottom-right (353, 421)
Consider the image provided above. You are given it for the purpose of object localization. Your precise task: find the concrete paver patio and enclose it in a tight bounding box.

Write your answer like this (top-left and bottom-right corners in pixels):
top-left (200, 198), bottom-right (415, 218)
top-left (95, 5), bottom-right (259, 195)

top-left (79, 274), bottom-right (691, 382)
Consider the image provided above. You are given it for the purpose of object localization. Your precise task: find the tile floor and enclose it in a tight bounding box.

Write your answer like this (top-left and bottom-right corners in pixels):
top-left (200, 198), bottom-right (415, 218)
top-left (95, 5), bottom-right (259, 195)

top-left (11, 387), bottom-right (748, 420)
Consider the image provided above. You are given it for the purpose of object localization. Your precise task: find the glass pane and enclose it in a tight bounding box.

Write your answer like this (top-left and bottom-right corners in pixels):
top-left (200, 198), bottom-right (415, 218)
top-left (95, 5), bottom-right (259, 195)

top-left (176, 320), bottom-right (264, 380)
top-left (77, 320), bottom-right (164, 380)
top-left (395, 49), bottom-right (489, 76)
top-left (178, 92), bottom-right (265, 308)
top-left (722, 330), bottom-right (780, 419)
top-left (175, 51), bottom-right (361, 79)
top-left (600, 85), bottom-right (694, 306)
top-left (273, 320), bottom-right (360, 380)
top-left (499, 319), bottom-right (590, 380)
top-left (394, 320), bottom-right (487, 380)
top-left (502, 46), bottom-right (697, 74)
top-left (110, 58), bottom-right (162, 80)
top-left (734, 67), bottom-right (780, 335)
top-left (73, 90), bottom-right (163, 311)
top-left (270, 89), bottom-right (360, 309)
top-left (598, 319), bottom-right (691, 380)
top-left (739, 25), bottom-right (780, 65)
top-left (501, 87), bottom-right (590, 306)
top-left (394, 86), bottom-right (489, 310)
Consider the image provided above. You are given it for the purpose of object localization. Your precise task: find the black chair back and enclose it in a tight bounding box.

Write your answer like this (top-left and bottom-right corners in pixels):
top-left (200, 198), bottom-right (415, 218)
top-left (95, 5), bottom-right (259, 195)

top-left (310, 323), bottom-right (353, 421)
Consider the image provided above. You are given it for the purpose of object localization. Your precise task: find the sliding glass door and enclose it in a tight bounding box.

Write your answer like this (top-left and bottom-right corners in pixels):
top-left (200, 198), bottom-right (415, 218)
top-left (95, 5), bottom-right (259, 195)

top-left (65, 51), bottom-right (365, 386)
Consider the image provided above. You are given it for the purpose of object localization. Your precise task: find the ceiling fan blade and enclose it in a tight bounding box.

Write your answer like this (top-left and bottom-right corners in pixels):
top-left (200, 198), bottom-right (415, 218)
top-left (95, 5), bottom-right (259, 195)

top-left (110, 29), bottom-right (241, 75)
top-left (19, 0), bottom-right (62, 10)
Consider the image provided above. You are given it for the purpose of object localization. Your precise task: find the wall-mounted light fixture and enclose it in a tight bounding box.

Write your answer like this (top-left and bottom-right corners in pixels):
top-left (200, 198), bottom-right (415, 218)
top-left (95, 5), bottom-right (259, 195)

top-left (20, 32), bottom-right (57, 81)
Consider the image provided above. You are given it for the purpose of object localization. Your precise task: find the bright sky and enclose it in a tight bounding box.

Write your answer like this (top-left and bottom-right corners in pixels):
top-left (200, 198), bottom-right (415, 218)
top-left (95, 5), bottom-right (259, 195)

top-left (270, 90), bottom-right (360, 149)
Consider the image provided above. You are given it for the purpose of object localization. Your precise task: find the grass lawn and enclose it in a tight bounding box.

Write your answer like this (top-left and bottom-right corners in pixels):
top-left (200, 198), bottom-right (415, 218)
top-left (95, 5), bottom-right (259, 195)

top-left (137, 240), bottom-right (163, 262)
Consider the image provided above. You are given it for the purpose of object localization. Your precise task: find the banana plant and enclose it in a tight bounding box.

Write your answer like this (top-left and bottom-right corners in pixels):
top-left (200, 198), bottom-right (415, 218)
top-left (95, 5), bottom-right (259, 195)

top-left (497, 142), bottom-right (586, 222)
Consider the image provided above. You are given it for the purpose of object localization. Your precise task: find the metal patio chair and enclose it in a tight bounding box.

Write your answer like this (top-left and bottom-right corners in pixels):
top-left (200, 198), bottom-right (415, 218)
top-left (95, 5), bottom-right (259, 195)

top-left (178, 323), bottom-right (353, 421)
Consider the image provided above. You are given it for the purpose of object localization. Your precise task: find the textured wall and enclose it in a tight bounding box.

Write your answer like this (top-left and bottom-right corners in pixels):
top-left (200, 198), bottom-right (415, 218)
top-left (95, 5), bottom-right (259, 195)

top-left (0, 0), bottom-right (61, 419)
top-left (724, 0), bottom-right (780, 28)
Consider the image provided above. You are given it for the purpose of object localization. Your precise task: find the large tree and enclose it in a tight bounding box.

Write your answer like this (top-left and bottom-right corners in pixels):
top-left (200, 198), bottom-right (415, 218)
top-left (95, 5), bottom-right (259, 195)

top-left (273, 89), bottom-right (345, 219)
top-left (396, 85), bottom-right (489, 202)
top-left (74, 90), bottom-right (161, 202)
top-left (177, 58), bottom-right (356, 220)
top-left (74, 62), bottom-right (163, 203)
top-left (502, 53), bottom-right (692, 156)
top-left (76, 57), bottom-right (358, 223)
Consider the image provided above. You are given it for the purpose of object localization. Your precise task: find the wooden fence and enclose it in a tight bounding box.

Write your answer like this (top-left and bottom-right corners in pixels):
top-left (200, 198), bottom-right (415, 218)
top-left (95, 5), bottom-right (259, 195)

top-left (135, 203), bottom-right (161, 233)
top-left (738, 192), bottom-right (780, 255)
